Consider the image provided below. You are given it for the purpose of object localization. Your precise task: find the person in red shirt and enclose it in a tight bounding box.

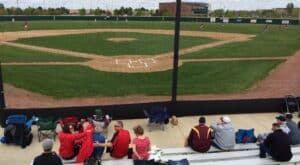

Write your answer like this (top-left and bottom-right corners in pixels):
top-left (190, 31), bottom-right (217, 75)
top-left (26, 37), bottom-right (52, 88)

top-left (132, 125), bottom-right (150, 160)
top-left (24, 21), bottom-right (29, 30)
top-left (186, 116), bottom-right (212, 152)
top-left (95, 121), bottom-right (131, 158)
top-left (58, 124), bottom-right (86, 160)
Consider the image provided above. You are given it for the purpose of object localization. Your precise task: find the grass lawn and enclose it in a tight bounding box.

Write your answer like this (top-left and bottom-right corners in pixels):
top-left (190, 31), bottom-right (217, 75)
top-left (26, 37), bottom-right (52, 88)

top-left (3, 60), bottom-right (283, 98)
top-left (14, 32), bottom-right (215, 56)
top-left (0, 45), bottom-right (88, 62)
top-left (0, 21), bottom-right (270, 34)
top-left (182, 27), bottom-right (300, 59)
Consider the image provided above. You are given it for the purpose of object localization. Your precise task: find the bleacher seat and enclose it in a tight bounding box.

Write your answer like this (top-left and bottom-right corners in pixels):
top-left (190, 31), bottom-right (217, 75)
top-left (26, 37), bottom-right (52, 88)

top-left (161, 143), bottom-right (259, 156)
top-left (101, 146), bottom-right (300, 165)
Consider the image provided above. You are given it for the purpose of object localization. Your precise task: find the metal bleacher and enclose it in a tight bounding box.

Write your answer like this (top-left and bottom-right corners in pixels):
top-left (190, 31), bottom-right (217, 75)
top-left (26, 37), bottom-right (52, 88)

top-left (101, 145), bottom-right (300, 165)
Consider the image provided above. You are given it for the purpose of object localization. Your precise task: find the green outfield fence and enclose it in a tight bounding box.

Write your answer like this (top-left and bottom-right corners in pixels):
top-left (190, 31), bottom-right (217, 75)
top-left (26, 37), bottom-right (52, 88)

top-left (0, 15), bottom-right (299, 25)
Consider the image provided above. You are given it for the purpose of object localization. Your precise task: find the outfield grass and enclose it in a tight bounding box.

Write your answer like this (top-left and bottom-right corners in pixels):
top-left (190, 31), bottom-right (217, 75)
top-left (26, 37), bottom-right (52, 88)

top-left (15, 32), bottom-right (215, 56)
top-left (0, 45), bottom-right (88, 62)
top-left (2, 60), bottom-right (283, 98)
top-left (182, 27), bottom-right (300, 59)
top-left (0, 21), bottom-right (271, 34)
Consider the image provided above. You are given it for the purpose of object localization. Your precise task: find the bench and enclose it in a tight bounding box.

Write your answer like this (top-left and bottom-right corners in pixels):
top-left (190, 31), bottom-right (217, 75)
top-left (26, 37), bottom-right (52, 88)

top-left (101, 146), bottom-right (300, 165)
top-left (161, 143), bottom-right (259, 156)
top-left (101, 159), bottom-right (132, 165)
top-left (161, 147), bottom-right (300, 164)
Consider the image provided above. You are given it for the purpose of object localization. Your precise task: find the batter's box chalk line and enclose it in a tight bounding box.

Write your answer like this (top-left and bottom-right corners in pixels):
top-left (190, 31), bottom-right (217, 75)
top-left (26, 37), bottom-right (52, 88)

top-left (115, 58), bottom-right (157, 68)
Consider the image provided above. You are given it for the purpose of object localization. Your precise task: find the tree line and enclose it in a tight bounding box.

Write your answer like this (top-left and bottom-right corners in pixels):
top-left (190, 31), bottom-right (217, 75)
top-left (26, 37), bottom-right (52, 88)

top-left (210, 3), bottom-right (298, 18)
top-left (0, 3), bottom-right (298, 18)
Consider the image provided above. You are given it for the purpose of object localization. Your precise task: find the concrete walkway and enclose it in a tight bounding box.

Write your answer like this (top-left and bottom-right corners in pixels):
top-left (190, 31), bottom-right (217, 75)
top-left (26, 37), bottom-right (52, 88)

top-left (0, 113), bottom-right (299, 164)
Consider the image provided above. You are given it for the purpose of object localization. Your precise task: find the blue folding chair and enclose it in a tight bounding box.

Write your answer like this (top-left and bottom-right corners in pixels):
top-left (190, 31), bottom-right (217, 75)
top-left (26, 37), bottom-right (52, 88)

top-left (144, 106), bottom-right (169, 131)
top-left (3, 115), bottom-right (34, 148)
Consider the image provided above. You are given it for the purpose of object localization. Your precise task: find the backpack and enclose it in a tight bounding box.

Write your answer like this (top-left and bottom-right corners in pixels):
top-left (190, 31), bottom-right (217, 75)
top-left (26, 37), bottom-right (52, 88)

top-left (168, 159), bottom-right (189, 165)
top-left (4, 124), bottom-right (16, 143)
top-left (236, 129), bottom-right (257, 143)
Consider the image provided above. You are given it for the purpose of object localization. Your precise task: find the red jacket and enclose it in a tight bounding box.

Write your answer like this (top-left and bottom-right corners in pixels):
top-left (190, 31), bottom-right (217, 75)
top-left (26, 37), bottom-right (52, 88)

top-left (58, 131), bottom-right (86, 159)
top-left (76, 124), bottom-right (94, 163)
top-left (111, 129), bottom-right (131, 158)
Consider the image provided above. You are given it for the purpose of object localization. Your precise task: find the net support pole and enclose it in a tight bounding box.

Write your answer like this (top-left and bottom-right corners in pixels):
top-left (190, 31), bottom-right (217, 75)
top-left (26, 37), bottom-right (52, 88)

top-left (0, 63), bottom-right (6, 127)
top-left (0, 63), bottom-right (5, 109)
top-left (171, 0), bottom-right (182, 103)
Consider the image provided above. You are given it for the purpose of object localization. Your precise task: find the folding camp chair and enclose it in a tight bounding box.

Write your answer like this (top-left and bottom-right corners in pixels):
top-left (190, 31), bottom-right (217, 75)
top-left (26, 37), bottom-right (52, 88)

top-left (284, 95), bottom-right (300, 113)
top-left (144, 106), bottom-right (169, 131)
top-left (3, 115), bottom-right (34, 148)
top-left (36, 116), bottom-right (57, 142)
top-left (59, 116), bottom-right (84, 132)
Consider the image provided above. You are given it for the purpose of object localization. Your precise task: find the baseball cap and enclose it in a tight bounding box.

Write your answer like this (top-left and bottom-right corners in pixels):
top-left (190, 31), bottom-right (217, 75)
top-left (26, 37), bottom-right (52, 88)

top-left (42, 139), bottom-right (53, 151)
top-left (276, 115), bottom-right (286, 122)
top-left (222, 116), bottom-right (231, 123)
top-left (285, 113), bottom-right (293, 119)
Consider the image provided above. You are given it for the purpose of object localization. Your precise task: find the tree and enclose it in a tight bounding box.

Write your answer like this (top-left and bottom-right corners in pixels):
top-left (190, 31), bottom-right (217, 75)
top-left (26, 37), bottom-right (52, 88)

top-left (0, 3), bottom-right (5, 15)
top-left (213, 9), bottom-right (225, 17)
top-left (94, 8), bottom-right (106, 15)
top-left (14, 7), bottom-right (23, 15)
top-left (286, 3), bottom-right (294, 16)
top-left (79, 8), bottom-right (86, 16)
top-left (0, 3), bottom-right (4, 9)
top-left (135, 7), bottom-right (149, 16)
top-left (161, 9), bottom-right (172, 16)
top-left (24, 7), bottom-right (35, 15)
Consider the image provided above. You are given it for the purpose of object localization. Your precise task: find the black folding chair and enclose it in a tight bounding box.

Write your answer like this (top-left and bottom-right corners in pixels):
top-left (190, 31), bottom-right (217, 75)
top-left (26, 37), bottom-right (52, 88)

top-left (284, 95), bottom-right (300, 114)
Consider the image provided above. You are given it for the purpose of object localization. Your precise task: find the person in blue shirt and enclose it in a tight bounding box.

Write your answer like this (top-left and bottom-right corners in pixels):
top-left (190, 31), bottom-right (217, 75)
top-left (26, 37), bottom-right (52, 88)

top-left (92, 120), bottom-right (105, 159)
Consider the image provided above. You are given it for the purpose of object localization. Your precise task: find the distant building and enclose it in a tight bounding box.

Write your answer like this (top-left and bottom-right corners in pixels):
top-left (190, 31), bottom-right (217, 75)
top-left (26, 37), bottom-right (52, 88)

top-left (159, 2), bottom-right (209, 16)
top-left (274, 8), bottom-right (300, 15)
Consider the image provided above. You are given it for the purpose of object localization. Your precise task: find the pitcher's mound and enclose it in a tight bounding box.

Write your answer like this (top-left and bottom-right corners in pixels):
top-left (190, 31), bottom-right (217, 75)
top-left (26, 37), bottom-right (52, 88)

top-left (106, 37), bottom-right (137, 42)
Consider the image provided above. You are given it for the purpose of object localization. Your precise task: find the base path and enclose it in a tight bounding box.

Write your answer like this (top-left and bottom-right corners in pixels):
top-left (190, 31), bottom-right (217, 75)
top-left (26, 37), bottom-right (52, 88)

top-left (1, 28), bottom-right (299, 108)
top-left (4, 51), bottom-right (299, 108)
top-left (1, 29), bottom-right (255, 73)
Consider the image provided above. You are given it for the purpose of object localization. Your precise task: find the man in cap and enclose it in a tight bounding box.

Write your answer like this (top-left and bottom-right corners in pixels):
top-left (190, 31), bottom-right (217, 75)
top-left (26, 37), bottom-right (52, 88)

top-left (33, 138), bottom-right (62, 165)
top-left (285, 113), bottom-right (300, 145)
top-left (276, 115), bottom-right (290, 134)
top-left (210, 116), bottom-right (235, 150)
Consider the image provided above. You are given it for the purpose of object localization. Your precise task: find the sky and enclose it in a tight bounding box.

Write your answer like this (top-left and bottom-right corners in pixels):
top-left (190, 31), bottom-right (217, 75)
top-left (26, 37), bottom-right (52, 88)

top-left (0, 0), bottom-right (299, 10)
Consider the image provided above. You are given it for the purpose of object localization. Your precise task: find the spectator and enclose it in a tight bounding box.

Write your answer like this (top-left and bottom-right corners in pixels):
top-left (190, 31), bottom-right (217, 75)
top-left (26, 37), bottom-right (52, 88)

top-left (132, 125), bottom-right (150, 160)
top-left (275, 115), bottom-right (290, 134)
top-left (210, 116), bottom-right (235, 150)
top-left (109, 121), bottom-right (130, 158)
top-left (257, 114), bottom-right (290, 143)
top-left (258, 123), bottom-right (292, 161)
top-left (186, 116), bottom-right (212, 152)
top-left (32, 139), bottom-right (62, 165)
top-left (96, 121), bottom-right (131, 159)
top-left (285, 113), bottom-right (300, 145)
top-left (92, 121), bottom-right (105, 159)
top-left (58, 123), bottom-right (86, 160)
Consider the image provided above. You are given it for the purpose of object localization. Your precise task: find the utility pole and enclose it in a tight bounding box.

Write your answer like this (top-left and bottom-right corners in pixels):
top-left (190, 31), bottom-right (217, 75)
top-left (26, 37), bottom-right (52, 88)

top-left (171, 0), bottom-right (182, 103)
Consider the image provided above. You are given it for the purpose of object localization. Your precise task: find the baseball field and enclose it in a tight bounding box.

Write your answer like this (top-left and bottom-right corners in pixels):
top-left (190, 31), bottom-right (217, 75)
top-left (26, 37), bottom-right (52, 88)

top-left (1, 21), bottom-right (300, 107)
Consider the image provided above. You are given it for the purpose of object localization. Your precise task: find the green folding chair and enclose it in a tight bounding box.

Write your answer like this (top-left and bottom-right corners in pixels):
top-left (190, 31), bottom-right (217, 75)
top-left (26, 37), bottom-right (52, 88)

top-left (36, 116), bottom-right (57, 142)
